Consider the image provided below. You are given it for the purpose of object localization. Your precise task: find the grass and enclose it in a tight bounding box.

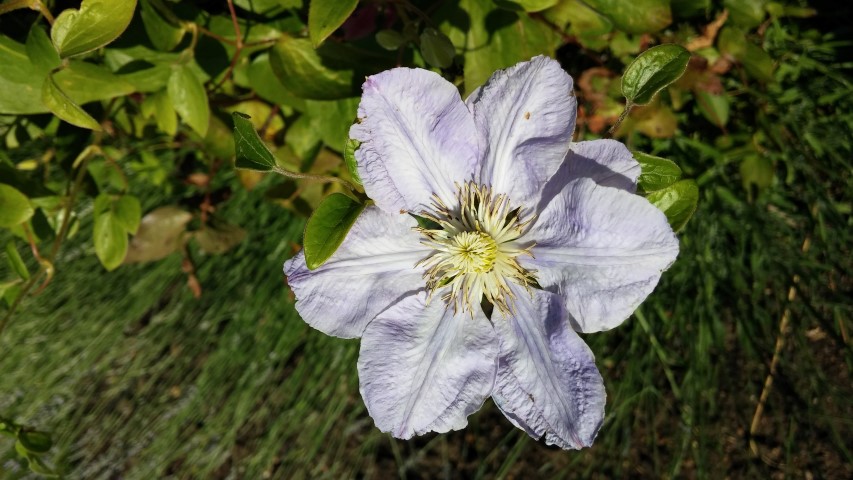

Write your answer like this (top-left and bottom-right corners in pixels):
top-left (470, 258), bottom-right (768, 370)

top-left (1, 13), bottom-right (852, 480)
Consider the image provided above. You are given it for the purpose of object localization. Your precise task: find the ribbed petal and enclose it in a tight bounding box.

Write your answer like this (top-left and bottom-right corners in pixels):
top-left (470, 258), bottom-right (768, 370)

top-left (491, 285), bottom-right (605, 449)
top-left (466, 56), bottom-right (576, 207)
top-left (358, 291), bottom-right (498, 439)
top-left (284, 207), bottom-right (429, 339)
top-left (520, 178), bottom-right (679, 333)
top-left (350, 68), bottom-right (481, 215)
top-left (537, 139), bottom-right (640, 212)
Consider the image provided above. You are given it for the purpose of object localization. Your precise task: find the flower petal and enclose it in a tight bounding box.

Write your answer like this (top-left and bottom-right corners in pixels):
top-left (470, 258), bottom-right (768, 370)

top-left (466, 56), bottom-right (576, 207)
top-left (491, 285), bottom-right (605, 449)
top-left (537, 139), bottom-right (640, 212)
top-left (350, 68), bottom-right (481, 214)
top-left (283, 206), bottom-right (429, 339)
top-left (521, 178), bottom-right (679, 333)
top-left (358, 291), bottom-right (498, 439)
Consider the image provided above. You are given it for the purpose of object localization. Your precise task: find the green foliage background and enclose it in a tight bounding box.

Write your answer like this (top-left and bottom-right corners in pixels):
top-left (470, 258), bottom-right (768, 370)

top-left (0, 0), bottom-right (851, 478)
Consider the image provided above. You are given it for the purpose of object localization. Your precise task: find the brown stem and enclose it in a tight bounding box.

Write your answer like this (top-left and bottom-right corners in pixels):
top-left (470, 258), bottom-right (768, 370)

top-left (209, 0), bottom-right (244, 92)
top-left (748, 236), bottom-right (811, 458)
top-left (607, 102), bottom-right (634, 138)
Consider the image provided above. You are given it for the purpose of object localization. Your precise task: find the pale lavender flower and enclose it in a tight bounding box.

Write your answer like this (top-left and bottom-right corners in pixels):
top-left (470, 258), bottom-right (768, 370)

top-left (284, 56), bottom-right (679, 449)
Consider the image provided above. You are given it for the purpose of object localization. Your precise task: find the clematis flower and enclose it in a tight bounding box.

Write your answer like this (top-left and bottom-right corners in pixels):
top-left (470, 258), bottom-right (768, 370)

top-left (284, 56), bottom-right (679, 449)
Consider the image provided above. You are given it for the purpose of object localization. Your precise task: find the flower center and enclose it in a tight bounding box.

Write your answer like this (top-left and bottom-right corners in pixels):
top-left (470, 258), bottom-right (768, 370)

top-left (448, 231), bottom-right (498, 274)
top-left (416, 182), bottom-right (536, 316)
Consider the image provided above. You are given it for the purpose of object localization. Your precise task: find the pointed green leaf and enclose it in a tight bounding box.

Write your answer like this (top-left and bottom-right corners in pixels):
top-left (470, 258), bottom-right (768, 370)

top-left (51, 0), bottom-right (137, 58)
top-left (141, 90), bottom-right (178, 136)
top-left (583, 0), bottom-right (672, 33)
top-left (420, 28), bottom-right (456, 69)
top-left (26, 24), bottom-right (60, 73)
top-left (695, 90), bottom-right (730, 128)
top-left (94, 210), bottom-right (128, 271)
top-left (139, 0), bottom-right (185, 52)
top-left (633, 151), bottom-right (682, 192)
top-left (622, 44), bottom-right (691, 105)
top-left (343, 137), bottom-right (362, 185)
top-left (113, 195), bottom-right (142, 234)
top-left (308, 0), bottom-right (358, 47)
top-left (41, 74), bottom-right (102, 130)
top-left (5, 241), bottom-right (30, 281)
top-left (0, 184), bottom-right (34, 227)
top-left (304, 193), bottom-right (365, 270)
top-left (167, 64), bottom-right (209, 136)
top-left (646, 179), bottom-right (699, 232)
top-left (269, 35), bottom-right (363, 100)
top-left (232, 112), bottom-right (276, 171)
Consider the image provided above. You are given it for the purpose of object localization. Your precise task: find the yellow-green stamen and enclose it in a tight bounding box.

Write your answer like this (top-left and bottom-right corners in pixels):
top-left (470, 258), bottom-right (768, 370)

top-left (416, 182), bottom-right (536, 316)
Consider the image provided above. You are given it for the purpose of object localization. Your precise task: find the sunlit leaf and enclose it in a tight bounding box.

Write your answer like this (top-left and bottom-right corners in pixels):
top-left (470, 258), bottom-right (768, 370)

top-left (622, 44), bottom-right (691, 105)
top-left (94, 210), bottom-right (128, 271)
top-left (113, 196), bottom-right (142, 235)
top-left (308, 0), bottom-right (358, 47)
top-left (633, 151), bottom-right (682, 192)
top-left (0, 184), bottom-right (34, 227)
top-left (41, 74), bottom-right (102, 130)
top-left (304, 193), bottom-right (365, 270)
top-left (269, 35), bottom-right (359, 100)
top-left (25, 24), bottom-right (60, 73)
top-left (343, 137), bottom-right (362, 185)
top-left (584, 0), bottom-right (672, 33)
top-left (646, 179), bottom-right (699, 232)
top-left (51, 0), bottom-right (138, 58)
top-left (167, 64), bottom-right (209, 136)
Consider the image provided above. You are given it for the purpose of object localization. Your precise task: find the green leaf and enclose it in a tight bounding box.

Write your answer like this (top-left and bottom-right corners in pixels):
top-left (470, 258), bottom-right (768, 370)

top-left (17, 430), bottom-right (52, 454)
top-left (247, 53), bottom-right (306, 109)
top-left (343, 137), bottom-right (362, 185)
top-left (167, 64), bottom-right (210, 136)
top-left (55, 61), bottom-right (137, 105)
top-left (303, 193), bottom-right (365, 270)
top-left (0, 35), bottom-right (48, 114)
top-left (583, 0), bottom-right (672, 33)
top-left (633, 151), bottom-right (682, 192)
top-left (51, 0), bottom-right (138, 58)
top-left (26, 24), bottom-right (60, 74)
top-left (141, 90), bottom-right (178, 136)
top-left (695, 91), bottom-right (730, 128)
top-left (268, 34), bottom-right (377, 100)
top-left (308, 0), bottom-right (358, 47)
top-left (125, 206), bottom-right (192, 263)
top-left (544, 0), bottom-right (613, 50)
top-left (0, 184), bottom-right (34, 227)
top-left (140, 0), bottom-right (185, 52)
top-left (420, 28), bottom-right (456, 69)
top-left (375, 30), bottom-right (405, 50)
top-left (458, 0), bottom-right (560, 95)
top-left (5, 241), bottom-right (30, 281)
top-left (41, 74), bottom-right (102, 130)
top-left (302, 97), bottom-right (360, 153)
top-left (113, 196), bottom-right (142, 234)
top-left (724, 0), bottom-right (766, 29)
top-left (233, 112), bottom-right (277, 171)
top-left (646, 179), bottom-right (699, 232)
top-left (622, 43), bottom-right (690, 105)
top-left (93, 210), bottom-right (128, 271)
top-left (495, 0), bottom-right (558, 12)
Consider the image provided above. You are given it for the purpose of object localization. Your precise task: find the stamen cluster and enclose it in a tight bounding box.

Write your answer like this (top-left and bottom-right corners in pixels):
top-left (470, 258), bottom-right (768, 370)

top-left (417, 182), bottom-right (536, 315)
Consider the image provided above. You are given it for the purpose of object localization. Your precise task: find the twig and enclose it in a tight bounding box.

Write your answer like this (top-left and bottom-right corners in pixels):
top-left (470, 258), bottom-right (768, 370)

top-left (272, 166), bottom-right (361, 195)
top-left (607, 101), bottom-right (634, 138)
top-left (748, 236), bottom-right (811, 457)
top-left (209, 0), bottom-right (243, 92)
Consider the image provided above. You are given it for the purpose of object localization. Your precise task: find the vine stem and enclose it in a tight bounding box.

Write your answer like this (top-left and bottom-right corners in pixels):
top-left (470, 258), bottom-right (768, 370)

top-left (748, 235), bottom-right (811, 458)
top-left (607, 101), bottom-right (634, 138)
top-left (271, 166), bottom-right (361, 195)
